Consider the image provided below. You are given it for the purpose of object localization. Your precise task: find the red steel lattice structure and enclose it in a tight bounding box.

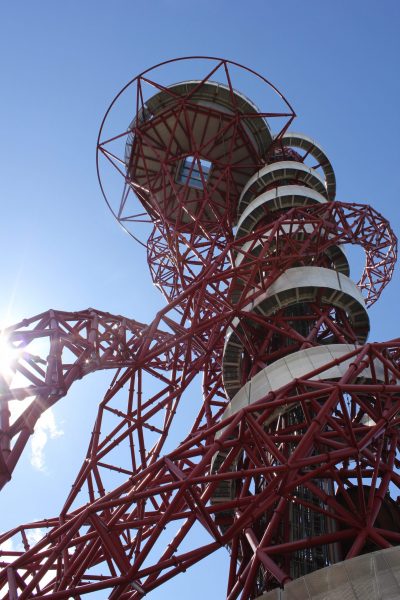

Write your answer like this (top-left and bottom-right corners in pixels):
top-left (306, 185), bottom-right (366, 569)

top-left (0, 57), bottom-right (399, 599)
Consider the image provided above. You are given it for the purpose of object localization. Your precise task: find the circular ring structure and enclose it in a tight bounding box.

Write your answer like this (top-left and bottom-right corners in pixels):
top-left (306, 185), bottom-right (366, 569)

top-left (223, 266), bottom-right (370, 397)
top-left (124, 80), bottom-right (273, 229)
top-left (234, 224), bottom-right (349, 277)
top-left (223, 343), bottom-right (383, 421)
top-left (236, 184), bottom-right (328, 239)
top-left (280, 132), bottom-right (336, 200)
top-left (97, 57), bottom-right (296, 242)
top-left (233, 202), bottom-right (397, 307)
top-left (237, 161), bottom-right (328, 218)
top-left (234, 186), bottom-right (349, 284)
top-left (212, 342), bottom-right (392, 512)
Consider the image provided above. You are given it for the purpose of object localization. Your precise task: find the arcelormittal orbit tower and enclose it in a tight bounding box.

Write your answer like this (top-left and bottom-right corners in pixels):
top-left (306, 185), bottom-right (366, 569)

top-left (1, 57), bottom-right (400, 599)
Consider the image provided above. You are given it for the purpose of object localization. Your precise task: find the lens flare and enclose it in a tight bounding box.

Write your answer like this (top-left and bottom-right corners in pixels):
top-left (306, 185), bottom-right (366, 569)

top-left (0, 335), bottom-right (20, 383)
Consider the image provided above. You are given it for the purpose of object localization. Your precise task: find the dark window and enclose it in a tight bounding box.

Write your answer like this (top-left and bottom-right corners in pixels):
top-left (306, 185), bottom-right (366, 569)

top-left (177, 156), bottom-right (212, 189)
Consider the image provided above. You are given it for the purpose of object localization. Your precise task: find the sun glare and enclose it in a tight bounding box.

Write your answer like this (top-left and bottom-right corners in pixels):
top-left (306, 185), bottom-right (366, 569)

top-left (0, 335), bottom-right (20, 383)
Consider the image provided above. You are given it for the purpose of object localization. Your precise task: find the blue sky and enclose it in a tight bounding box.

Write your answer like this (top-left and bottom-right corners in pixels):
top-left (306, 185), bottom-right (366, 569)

top-left (0, 1), bottom-right (399, 598)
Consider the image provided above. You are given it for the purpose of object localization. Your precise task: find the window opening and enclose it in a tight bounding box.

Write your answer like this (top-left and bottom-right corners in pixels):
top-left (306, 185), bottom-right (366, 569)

top-left (177, 156), bottom-right (212, 190)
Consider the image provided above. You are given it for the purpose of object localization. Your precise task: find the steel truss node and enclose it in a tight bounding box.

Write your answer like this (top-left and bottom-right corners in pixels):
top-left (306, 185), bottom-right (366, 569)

top-left (0, 57), bottom-right (398, 600)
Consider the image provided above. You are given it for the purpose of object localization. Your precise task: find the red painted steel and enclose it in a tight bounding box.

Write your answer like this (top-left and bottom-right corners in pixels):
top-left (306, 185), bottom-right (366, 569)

top-left (0, 58), bottom-right (398, 599)
top-left (0, 308), bottom-right (198, 490)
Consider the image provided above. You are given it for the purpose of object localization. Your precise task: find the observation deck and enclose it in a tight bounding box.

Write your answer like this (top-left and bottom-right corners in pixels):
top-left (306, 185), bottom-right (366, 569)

top-left (124, 80), bottom-right (273, 230)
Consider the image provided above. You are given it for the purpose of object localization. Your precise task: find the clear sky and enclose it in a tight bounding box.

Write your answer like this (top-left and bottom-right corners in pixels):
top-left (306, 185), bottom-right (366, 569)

top-left (0, 1), bottom-right (399, 598)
